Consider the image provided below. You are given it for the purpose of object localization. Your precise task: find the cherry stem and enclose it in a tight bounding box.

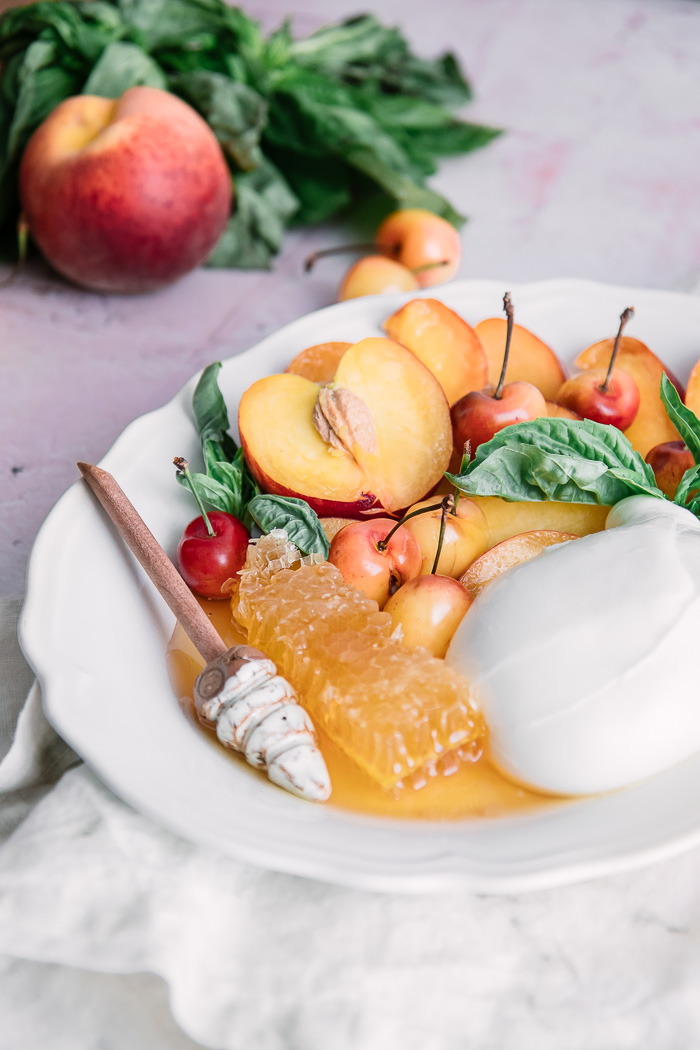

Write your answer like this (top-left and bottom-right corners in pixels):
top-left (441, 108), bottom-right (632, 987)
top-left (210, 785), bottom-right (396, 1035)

top-left (304, 242), bottom-right (398, 274)
top-left (430, 496), bottom-right (452, 575)
top-left (410, 259), bottom-right (449, 276)
top-left (452, 442), bottom-right (472, 511)
top-left (376, 497), bottom-right (453, 552)
top-left (0, 214), bottom-right (29, 290)
top-left (174, 457), bottom-right (216, 538)
top-left (601, 306), bottom-right (635, 393)
top-left (493, 291), bottom-right (514, 400)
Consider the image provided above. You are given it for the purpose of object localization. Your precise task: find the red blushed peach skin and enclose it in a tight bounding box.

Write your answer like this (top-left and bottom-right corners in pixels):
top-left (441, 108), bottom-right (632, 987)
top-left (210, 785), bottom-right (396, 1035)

top-left (20, 87), bottom-right (232, 293)
top-left (474, 318), bottom-right (566, 401)
top-left (240, 337), bottom-right (453, 516)
top-left (461, 530), bottom-right (579, 599)
top-left (383, 298), bottom-right (488, 406)
top-left (575, 337), bottom-right (682, 458)
top-left (286, 342), bottom-right (352, 384)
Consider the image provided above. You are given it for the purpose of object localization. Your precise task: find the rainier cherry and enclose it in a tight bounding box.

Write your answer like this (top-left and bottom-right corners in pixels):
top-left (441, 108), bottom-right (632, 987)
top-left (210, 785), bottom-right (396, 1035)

top-left (327, 518), bottom-right (421, 608)
top-left (451, 292), bottom-right (546, 456)
top-left (384, 497), bottom-right (473, 658)
top-left (556, 307), bottom-right (640, 429)
top-left (338, 255), bottom-right (420, 301)
top-left (174, 457), bottom-right (249, 599)
top-left (305, 207), bottom-right (461, 293)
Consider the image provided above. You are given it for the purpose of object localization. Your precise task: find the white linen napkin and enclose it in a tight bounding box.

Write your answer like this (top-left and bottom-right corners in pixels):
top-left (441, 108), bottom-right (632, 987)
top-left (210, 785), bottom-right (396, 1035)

top-left (2, 594), bottom-right (700, 1050)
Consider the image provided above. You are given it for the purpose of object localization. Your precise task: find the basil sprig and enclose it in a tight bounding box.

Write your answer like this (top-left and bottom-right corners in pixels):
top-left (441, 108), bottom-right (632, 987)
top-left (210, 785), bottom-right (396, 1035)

top-left (660, 375), bottom-right (700, 515)
top-left (448, 417), bottom-right (664, 506)
top-left (177, 362), bottom-right (329, 556)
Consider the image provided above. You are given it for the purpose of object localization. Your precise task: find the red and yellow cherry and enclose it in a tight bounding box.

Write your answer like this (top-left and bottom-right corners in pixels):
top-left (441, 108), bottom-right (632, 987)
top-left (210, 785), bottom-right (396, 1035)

top-left (338, 255), bottom-right (419, 301)
top-left (556, 307), bottom-right (640, 430)
top-left (174, 456), bottom-right (249, 599)
top-left (450, 292), bottom-right (546, 455)
top-left (328, 518), bottom-right (421, 607)
top-left (645, 441), bottom-right (694, 499)
top-left (401, 496), bottom-right (488, 578)
top-left (177, 511), bottom-right (249, 599)
top-left (384, 574), bottom-right (472, 658)
top-left (375, 208), bottom-right (461, 288)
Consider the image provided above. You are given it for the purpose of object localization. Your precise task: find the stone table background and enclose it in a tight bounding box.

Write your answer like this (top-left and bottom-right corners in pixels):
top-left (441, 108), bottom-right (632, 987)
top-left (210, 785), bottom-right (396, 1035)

top-left (2, 0), bottom-right (700, 1047)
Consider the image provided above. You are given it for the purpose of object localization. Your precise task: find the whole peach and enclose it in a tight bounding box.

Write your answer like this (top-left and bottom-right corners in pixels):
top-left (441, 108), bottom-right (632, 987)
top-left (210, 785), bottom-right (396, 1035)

top-left (20, 86), bottom-right (232, 293)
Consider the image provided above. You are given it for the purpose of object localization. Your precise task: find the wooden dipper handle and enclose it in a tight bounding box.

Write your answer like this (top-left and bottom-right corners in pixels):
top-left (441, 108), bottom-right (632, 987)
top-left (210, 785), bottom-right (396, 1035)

top-left (77, 462), bottom-right (227, 664)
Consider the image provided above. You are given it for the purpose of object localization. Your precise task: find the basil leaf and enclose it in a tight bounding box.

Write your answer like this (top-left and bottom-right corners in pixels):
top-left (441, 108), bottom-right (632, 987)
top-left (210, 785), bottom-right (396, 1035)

top-left (674, 462), bottom-right (700, 510)
top-left (191, 361), bottom-right (237, 467)
top-left (247, 494), bottom-right (329, 557)
top-left (82, 41), bottom-right (167, 96)
top-left (175, 469), bottom-right (241, 516)
top-left (170, 70), bottom-right (267, 172)
top-left (206, 160), bottom-right (298, 269)
top-left (660, 374), bottom-right (700, 464)
top-left (448, 417), bottom-right (664, 506)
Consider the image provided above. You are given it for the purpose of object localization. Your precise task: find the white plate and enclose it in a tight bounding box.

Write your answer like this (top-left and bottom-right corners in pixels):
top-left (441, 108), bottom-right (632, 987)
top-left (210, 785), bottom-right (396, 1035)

top-left (19, 278), bottom-right (700, 894)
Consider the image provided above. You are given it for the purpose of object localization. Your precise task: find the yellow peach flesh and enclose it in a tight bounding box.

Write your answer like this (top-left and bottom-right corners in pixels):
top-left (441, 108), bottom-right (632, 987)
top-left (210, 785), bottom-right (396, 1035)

top-left (286, 342), bottom-right (352, 384)
top-left (466, 496), bottom-right (608, 547)
top-left (331, 337), bottom-right (452, 512)
top-left (384, 298), bottom-right (488, 406)
top-left (475, 318), bottom-right (566, 401)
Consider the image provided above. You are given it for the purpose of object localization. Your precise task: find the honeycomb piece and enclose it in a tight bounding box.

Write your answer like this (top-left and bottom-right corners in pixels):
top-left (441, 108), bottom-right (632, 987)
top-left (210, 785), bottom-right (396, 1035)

top-left (233, 531), bottom-right (484, 790)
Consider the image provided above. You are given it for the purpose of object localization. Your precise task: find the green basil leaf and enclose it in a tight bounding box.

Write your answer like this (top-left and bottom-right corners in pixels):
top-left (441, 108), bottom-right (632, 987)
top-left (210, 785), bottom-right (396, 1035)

top-left (83, 41), bottom-right (167, 96)
top-left (191, 361), bottom-right (238, 466)
top-left (448, 417), bottom-right (664, 505)
top-left (247, 494), bottom-right (329, 557)
top-left (674, 462), bottom-right (700, 509)
top-left (660, 374), bottom-right (700, 464)
top-left (170, 70), bottom-right (267, 171)
top-left (206, 159), bottom-right (298, 269)
top-left (176, 469), bottom-right (240, 515)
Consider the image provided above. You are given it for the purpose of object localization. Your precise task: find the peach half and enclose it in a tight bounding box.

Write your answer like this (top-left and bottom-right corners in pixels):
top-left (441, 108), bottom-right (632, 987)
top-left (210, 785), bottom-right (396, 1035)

top-left (383, 298), bottom-right (487, 406)
top-left (575, 337), bottom-right (682, 458)
top-left (474, 317), bottom-right (566, 401)
top-left (239, 337), bottom-right (453, 517)
top-left (685, 357), bottom-right (700, 418)
top-left (466, 496), bottom-right (608, 548)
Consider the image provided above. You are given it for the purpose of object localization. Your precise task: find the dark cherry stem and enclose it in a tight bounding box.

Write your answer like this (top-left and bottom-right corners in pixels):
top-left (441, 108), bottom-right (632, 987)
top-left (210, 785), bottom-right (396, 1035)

top-left (493, 291), bottom-right (514, 400)
top-left (601, 306), bottom-right (635, 393)
top-left (430, 497), bottom-right (452, 575)
top-left (174, 457), bottom-right (215, 538)
top-left (376, 495), bottom-right (454, 553)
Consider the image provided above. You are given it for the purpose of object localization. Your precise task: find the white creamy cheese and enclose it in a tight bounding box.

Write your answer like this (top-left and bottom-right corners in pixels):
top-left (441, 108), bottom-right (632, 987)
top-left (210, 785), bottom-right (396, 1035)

top-left (446, 498), bottom-right (700, 795)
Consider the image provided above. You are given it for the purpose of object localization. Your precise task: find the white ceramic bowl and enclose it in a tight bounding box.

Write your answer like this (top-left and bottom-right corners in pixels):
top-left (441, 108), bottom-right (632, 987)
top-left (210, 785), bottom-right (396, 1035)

top-left (19, 278), bottom-right (700, 893)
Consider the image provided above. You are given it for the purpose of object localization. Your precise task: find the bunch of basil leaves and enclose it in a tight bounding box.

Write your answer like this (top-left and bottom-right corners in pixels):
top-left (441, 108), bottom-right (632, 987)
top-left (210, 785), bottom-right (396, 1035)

top-left (0, 0), bottom-right (501, 266)
top-left (449, 375), bottom-right (700, 518)
top-left (182, 361), bottom-right (330, 557)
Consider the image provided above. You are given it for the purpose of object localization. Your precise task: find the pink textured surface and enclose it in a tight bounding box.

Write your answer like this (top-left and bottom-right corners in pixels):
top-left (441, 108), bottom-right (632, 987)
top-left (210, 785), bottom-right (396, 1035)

top-left (3, 0), bottom-right (700, 596)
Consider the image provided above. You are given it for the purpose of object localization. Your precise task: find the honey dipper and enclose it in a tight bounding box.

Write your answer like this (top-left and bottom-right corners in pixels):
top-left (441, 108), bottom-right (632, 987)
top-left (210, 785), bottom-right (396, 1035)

top-left (77, 463), bottom-right (331, 802)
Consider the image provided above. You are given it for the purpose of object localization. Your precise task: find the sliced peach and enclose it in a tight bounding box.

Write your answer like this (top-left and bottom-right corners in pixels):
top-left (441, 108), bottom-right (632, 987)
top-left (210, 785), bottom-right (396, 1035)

top-left (461, 530), bottom-right (579, 599)
top-left (685, 358), bottom-right (700, 417)
top-left (474, 318), bottom-right (565, 401)
top-left (320, 517), bottom-right (355, 543)
top-left (575, 337), bottom-right (681, 458)
top-left (467, 496), bottom-right (608, 547)
top-left (383, 298), bottom-right (487, 406)
top-left (546, 401), bottom-right (581, 420)
top-left (286, 341), bottom-right (351, 384)
top-left (239, 337), bottom-right (452, 517)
